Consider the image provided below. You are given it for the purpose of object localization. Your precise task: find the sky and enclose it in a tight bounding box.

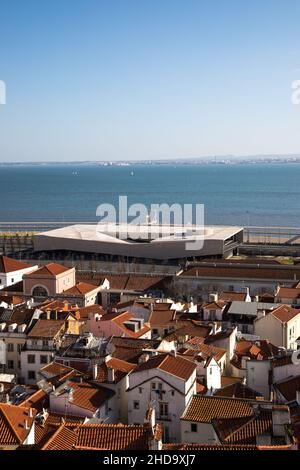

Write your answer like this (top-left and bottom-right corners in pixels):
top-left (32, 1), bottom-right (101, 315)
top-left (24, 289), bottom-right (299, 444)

top-left (1, 0), bottom-right (300, 162)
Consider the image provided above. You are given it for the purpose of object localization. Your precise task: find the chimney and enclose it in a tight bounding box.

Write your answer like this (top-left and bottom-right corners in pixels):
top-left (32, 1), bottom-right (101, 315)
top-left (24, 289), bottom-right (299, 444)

top-left (29, 408), bottom-right (33, 418)
top-left (171, 349), bottom-right (177, 358)
top-left (92, 363), bottom-right (98, 380)
top-left (272, 406), bottom-right (290, 437)
top-left (107, 367), bottom-right (115, 382)
top-left (24, 419), bottom-right (30, 430)
top-left (46, 310), bottom-right (51, 320)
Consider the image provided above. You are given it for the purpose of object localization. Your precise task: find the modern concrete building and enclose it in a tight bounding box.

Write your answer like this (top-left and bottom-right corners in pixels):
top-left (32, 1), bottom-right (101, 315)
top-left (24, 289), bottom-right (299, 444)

top-left (32, 223), bottom-right (243, 261)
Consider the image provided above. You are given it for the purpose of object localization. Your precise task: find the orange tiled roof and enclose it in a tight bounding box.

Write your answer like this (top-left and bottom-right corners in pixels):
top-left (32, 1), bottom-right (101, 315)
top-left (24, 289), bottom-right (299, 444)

top-left (271, 304), bottom-right (300, 323)
top-left (132, 353), bottom-right (197, 380)
top-left (74, 423), bottom-right (157, 450)
top-left (181, 396), bottom-right (253, 423)
top-left (149, 309), bottom-right (176, 327)
top-left (163, 443), bottom-right (259, 450)
top-left (94, 358), bottom-right (136, 384)
top-left (46, 412), bottom-right (85, 428)
top-left (62, 282), bottom-right (99, 296)
top-left (0, 404), bottom-right (36, 445)
top-left (77, 304), bottom-right (105, 319)
top-left (219, 292), bottom-right (248, 302)
top-left (24, 263), bottom-right (71, 277)
top-left (109, 312), bottom-right (151, 338)
top-left (213, 407), bottom-right (288, 445)
top-left (58, 381), bottom-right (114, 412)
top-left (213, 382), bottom-right (262, 399)
top-left (18, 389), bottom-right (49, 412)
top-left (41, 423), bottom-right (78, 450)
top-left (27, 319), bottom-right (65, 338)
top-left (180, 342), bottom-right (226, 363)
top-left (0, 256), bottom-right (33, 274)
top-left (276, 287), bottom-right (300, 299)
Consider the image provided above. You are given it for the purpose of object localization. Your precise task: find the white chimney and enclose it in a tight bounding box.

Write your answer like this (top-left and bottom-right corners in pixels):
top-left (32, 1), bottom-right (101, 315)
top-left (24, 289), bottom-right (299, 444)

top-left (107, 367), bottom-right (115, 382)
top-left (92, 363), bottom-right (98, 380)
top-left (24, 419), bottom-right (30, 430)
top-left (29, 408), bottom-right (33, 418)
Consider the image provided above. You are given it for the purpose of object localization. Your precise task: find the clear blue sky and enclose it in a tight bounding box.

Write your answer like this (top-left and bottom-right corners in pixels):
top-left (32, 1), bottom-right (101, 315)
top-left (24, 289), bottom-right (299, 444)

top-left (1, 0), bottom-right (300, 161)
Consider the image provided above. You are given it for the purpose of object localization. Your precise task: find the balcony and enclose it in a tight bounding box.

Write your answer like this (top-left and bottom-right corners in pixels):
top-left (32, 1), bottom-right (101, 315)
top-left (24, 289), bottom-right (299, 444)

top-left (158, 414), bottom-right (171, 421)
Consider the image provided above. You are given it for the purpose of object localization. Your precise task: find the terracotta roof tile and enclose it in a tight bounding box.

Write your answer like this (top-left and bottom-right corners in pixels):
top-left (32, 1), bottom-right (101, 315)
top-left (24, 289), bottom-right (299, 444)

top-left (181, 396), bottom-right (253, 423)
top-left (213, 408), bottom-right (279, 445)
top-left (62, 282), bottom-right (99, 296)
top-left (0, 404), bottom-right (36, 445)
top-left (18, 389), bottom-right (49, 412)
top-left (132, 353), bottom-right (197, 380)
top-left (180, 265), bottom-right (300, 281)
top-left (57, 381), bottom-right (114, 412)
top-left (271, 304), bottom-right (300, 323)
top-left (213, 382), bottom-right (262, 399)
top-left (0, 256), bottom-right (33, 274)
top-left (276, 287), bottom-right (300, 299)
top-left (94, 358), bottom-right (136, 384)
top-left (41, 423), bottom-right (78, 450)
top-left (27, 319), bottom-right (65, 338)
top-left (75, 423), bottom-right (157, 450)
top-left (24, 263), bottom-right (72, 277)
top-left (219, 292), bottom-right (248, 302)
top-left (149, 309), bottom-right (176, 327)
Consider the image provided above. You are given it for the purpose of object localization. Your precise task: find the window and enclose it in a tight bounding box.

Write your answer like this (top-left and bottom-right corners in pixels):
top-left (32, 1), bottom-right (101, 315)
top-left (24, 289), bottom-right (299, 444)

top-left (7, 360), bottom-right (14, 369)
top-left (171, 390), bottom-right (175, 396)
top-left (40, 355), bottom-right (48, 364)
top-left (17, 344), bottom-right (22, 354)
top-left (133, 400), bottom-right (140, 410)
top-left (28, 354), bottom-right (35, 364)
top-left (138, 387), bottom-right (143, 394)
top-left (42, 340), bottom-right (48, 347)
top-left (28, 370), bottom-right (36, 380)
top-left (191, 423), bottom-right (198, 433)
top-left (158, 383), bottom-right (163, 390)
top-left (18, 361), bottom-right (21, 369)
top-left (153, 329), bottom-right (158, 335)
top-left (159, 403), bottom-right (169, 418)
top-left (7, 343), bottom-right (14, 352)
top-left (11, 278), bottom-right (14, 283)
top-left (151, 382), bottom-right (156, 390)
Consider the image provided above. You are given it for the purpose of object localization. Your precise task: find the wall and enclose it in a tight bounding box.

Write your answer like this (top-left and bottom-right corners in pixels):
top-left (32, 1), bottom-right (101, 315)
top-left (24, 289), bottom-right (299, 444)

top-left (128, 367), bottom-right (196, 443)
top-left (180, 420), bottom-right (218, 444)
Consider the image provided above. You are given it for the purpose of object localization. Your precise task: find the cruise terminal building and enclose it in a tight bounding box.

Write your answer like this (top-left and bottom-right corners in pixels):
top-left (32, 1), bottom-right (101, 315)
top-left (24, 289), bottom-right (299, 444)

top-left (32, 223), bottom-right (243, 261)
